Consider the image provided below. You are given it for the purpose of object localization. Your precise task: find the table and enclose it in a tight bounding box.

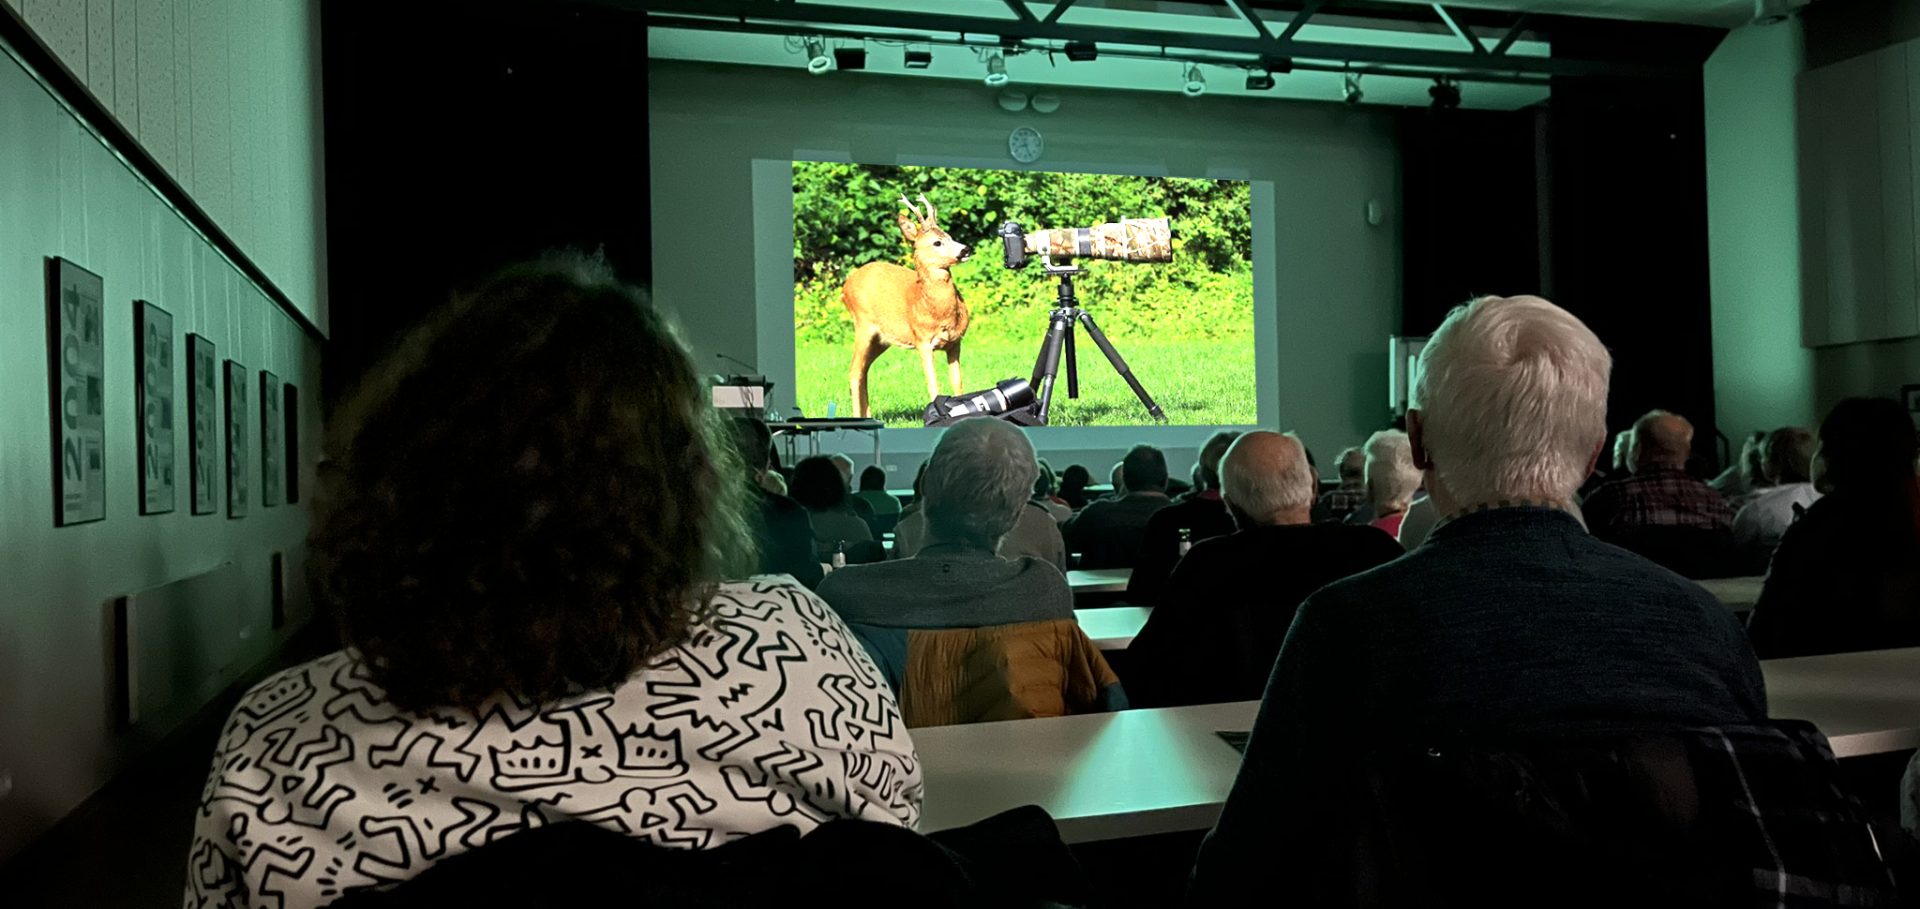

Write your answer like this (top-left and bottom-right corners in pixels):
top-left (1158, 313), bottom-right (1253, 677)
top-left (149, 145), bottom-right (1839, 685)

top-left (1764, 646), bottom-right (1920, 758)
top-left (1076, 606), bottom-right (1151, 651)
top-left (913, 700), bottom-right (1258, 843)
top-left (768, 418), bottom-right (884, 466)
top-left (915, 647), bottom-right (1920, 842)
top-left (1068, 568), bottom-right (1132, 594)
top-left (1698, 575), bottom-right (1764, 614)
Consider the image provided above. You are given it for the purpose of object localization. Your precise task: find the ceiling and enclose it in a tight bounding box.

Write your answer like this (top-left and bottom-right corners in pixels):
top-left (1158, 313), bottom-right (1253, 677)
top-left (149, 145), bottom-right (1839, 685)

top-left (1362, 0), bottom-right (1757, 28)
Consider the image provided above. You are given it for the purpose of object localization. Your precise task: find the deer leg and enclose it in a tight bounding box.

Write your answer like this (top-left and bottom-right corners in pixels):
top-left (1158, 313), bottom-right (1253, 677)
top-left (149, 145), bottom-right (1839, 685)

top-left (919, 344), bottom-right (940, 404)
top-left (849, 330), bottom-right (886, 418)
top-left (945, 340), bottom-right (963, 395)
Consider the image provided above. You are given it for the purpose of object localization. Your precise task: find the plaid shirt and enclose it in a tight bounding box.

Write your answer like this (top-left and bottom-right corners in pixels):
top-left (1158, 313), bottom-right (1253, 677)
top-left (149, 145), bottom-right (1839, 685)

top-left (1582, 468), bottom-right (1734, 535)
top-left (1316, 485), bottom-right (1368, 521)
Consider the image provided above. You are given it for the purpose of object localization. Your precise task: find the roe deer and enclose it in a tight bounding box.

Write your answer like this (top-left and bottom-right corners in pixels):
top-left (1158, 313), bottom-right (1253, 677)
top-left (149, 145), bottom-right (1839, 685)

top-left (841, 193), bottom-right (971, 418)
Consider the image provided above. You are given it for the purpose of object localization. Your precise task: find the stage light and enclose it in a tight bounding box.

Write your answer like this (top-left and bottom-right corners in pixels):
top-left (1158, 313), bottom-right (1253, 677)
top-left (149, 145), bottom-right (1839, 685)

top-left (1429, 77), bottom-right (1461, 110)
top-left (804, 37), bottom-right (830, 75)
top-left (1182, 63), bottom-right (1206, 97)
top-left (834, 47), bottom-right (867, 71)
top-left (984, 52), bottom-right (1009, 86)
top-left (1244, 68), bottom-right (1275, 91)
top-left (904, 48), bottom-right (932, 69)
top-left (1065, 41), bottom-right (1098, 62)
top-left (1343, 72), bottom-right (1364, 105)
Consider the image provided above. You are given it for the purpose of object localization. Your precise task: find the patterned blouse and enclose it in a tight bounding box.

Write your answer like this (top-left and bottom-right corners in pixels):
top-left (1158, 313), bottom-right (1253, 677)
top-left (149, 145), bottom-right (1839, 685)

top-left (183, 579), bottom-right (923, 908)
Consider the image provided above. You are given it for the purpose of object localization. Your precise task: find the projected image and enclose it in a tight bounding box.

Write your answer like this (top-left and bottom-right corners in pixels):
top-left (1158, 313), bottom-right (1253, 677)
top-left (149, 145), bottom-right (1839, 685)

top-left (793, 162), bottom-right (1254, 428)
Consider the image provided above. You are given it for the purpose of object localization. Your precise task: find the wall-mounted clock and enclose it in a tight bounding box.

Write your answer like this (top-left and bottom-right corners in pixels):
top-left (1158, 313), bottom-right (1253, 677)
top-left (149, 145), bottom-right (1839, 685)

top-left (1009, 126), bottom-right (1044, 164)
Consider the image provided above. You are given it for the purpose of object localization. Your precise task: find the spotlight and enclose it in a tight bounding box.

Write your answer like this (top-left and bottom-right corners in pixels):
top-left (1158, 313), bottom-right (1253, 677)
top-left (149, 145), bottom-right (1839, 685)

top-left (1245, 68), bottom-right (1275, 91)
top-left (1065, 41), bottom-right (1098, 62)
top-left (1428, 77), bottom-right (1461, 110)
top-left (1343, 72), bottom-right (1364, 105)
top-left (833, 47), bottom-right (867, 71)
top-left (904, 48), bottom-right (932, 69)
top-left (1182, 63), bottom-right (1206, 97)
top-left (804, 37), bottom-right (830, 75)
top-left (984, 51), bottom-right (1009, 86)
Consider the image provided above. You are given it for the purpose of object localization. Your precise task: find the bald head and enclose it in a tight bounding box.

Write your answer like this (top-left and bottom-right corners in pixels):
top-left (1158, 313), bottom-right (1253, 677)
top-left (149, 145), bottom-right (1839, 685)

top-left (1630, 411), bottom-right (1693, 473)
top-left (1221, 431), bottom-right (1319, 527)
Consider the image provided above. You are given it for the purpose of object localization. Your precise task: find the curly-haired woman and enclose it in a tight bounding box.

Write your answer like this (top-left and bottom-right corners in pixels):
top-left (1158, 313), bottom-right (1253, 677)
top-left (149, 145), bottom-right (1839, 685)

top-left (184, 257), bottom-right (921, 908)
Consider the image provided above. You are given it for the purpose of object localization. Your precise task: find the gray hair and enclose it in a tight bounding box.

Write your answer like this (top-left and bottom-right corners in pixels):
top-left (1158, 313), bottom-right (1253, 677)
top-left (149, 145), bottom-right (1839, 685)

top-left (1364, 429), bottom-right (1421, 511)
top-left (1412, 295), bottom-right (1611, 506)
top-left (1221, 431), bottom-right (1317, 523)
top-left (922, 419), bottom-right (1040, 549)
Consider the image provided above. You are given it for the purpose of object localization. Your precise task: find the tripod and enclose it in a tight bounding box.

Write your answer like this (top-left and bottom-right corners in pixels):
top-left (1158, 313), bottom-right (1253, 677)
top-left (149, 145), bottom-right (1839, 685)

top-left (1026, 266), bottom-right (1167, 424)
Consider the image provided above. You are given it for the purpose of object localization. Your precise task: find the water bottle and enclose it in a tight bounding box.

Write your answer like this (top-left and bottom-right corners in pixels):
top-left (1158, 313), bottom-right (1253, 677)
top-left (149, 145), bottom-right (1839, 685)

top-left (831, 541), bottom-right (847, 570)
top-left (827, 400), bottom-right (837, 418)
top-left (1177, 528), bottom-right (1193, 557)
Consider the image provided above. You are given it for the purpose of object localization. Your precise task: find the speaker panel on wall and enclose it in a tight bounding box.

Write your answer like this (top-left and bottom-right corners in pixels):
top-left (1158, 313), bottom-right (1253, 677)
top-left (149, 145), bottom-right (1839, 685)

top-left (48, 256), bottom-right (106, 526)
top-left (260, 371), bottom-right (283, 507)
top-left (187, 335), bottom-right (219, 515)
top-left (135, 300), bottom-right (176, 515)
top-left (224, 361), bottom-right (249, 518)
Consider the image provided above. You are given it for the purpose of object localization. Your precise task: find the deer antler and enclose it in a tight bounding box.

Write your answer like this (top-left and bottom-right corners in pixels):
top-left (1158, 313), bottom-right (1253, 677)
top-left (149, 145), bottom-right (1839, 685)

top-left (899, 194), bottom-right (923, 222)
top-left (917, 193), bottom-right (937, 225)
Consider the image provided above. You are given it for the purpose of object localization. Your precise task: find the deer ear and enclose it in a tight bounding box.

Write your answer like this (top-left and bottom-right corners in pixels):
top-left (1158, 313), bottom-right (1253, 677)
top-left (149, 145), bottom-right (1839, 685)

top-left (897, 210), bottom-right (922, 241)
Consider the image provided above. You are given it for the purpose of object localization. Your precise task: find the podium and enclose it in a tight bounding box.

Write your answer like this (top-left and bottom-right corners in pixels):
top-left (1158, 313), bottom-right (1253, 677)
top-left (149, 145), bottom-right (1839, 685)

top-left (711, 375), bottom-right (773, 419)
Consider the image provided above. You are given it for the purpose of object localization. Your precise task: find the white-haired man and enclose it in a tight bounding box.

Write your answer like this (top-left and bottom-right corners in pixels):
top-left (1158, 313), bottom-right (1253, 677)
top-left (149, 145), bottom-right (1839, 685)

top-left (1188, 296), bottom-right (1766, 903)
top-left (1126, 432), bottom-right (1402, 708)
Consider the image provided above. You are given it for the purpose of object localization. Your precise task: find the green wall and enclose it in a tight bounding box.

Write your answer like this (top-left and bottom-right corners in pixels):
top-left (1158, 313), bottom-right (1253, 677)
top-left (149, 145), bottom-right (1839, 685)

top-left (1703, 21), bottom-right (1818, 435)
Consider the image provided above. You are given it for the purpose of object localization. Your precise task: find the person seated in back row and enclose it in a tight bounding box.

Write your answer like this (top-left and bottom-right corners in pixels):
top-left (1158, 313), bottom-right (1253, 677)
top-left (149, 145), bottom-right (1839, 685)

top-left (790, 456), bottom-right (879, 563)
top-left (1127, 431), bottom-right (1403, 708)
top-left (819, 419), bottom-right (1120, 725)
top-left (1314, 446), bottom-right (1368, 523)
top-left (1127, 431), bottom-right (1243, 605)
top-left (1065, 445), bottom-right (1174, 569)
top-left (1188, 295), bottom-right (1764, 903)
top-left (186, 257), bottom-right (921, 909)
top-left (1730, 426), bottom-right (1818, 573)
top-left (1581, 409), bottom-right (1735, 576)
top-left (1748, 397), bottom-right (1920, 658)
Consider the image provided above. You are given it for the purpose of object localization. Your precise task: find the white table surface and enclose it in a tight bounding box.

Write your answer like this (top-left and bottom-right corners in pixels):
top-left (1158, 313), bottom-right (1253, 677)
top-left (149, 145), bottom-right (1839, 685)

top-left (1698, 575), bottom-right (1764, 613)
top-left (1076, 606), bottom-right (1151, 650)
top-left (1764, 646), bottom-right (1920, 758)
top-left (914, 700), bottom-right (1258, 843)
top-left (914, 647), bottom-right (1920, 842)
top-left (1068, 568), bottom-right (1132, 594)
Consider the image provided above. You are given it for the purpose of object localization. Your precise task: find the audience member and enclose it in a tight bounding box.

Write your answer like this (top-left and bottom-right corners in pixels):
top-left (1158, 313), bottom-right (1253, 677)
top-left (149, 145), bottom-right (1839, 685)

top-left (1748, 398), bottom-right (1920, 658)
top-left (819, 420), bottom-right (1119, 724)
top-left (853, 465), bottom-right (903, 536)
top-left (1127, 432), bottom-right (1403, 707)
top-left (1730, 427), bottom-right (1819, 572)
top-left (1106, 462), bottom-right (1128, 499)
top-left (1065, 445), bottom-right (1174, 568)
top-left (1033, 460), bottom-right (1074, 523)
top-left (1576, 427), bottom-right (1634, 501)
top-left (894, 467), bottom-right (1068, 571)
top-left (828, 451), bottom-right (879, 526)
top-left (1189, 295), bottom-right (1764, 903)
top-left (187, 258), bottom-right (920, 908)
top-left (1314, 446), bottom-right (1368, 523)
top-left (1710, 429), bottom-right (1769, 500)
top-left (731, 418), bottom-right (823, 587)
top-left (1581, 410), bottom-right (1734, 575)
top-left (1056, 464), bottom-right (1094, 510)
top-left (1128, 431), bottom-right (1243, 605)
top-left (1361, 430), bottom-right (1420, 540)
top-left (789, 456), bottom-right (877, 561)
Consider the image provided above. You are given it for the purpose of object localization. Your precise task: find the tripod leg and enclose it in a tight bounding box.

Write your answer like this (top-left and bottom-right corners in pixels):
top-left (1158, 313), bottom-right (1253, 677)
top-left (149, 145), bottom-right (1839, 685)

top-left (1065, 324), bottom-right (1079, 399)
top-left (1028, 310), bottom-right (1072, 424)
top-left (1076, 311), bottom-right (1168, 423)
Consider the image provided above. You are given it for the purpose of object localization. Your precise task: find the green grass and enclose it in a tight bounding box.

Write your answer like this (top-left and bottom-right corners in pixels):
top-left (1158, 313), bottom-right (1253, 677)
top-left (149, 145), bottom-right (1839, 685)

top-left (795, 335), bottom-right (1257, 428)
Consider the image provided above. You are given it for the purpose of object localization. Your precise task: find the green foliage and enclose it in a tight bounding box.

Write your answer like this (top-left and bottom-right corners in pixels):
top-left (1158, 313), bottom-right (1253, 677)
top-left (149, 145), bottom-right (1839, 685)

top-left (794, 336), bottom-right (1257, 429)
top-left (792, 162), bottom-right (1253, 347)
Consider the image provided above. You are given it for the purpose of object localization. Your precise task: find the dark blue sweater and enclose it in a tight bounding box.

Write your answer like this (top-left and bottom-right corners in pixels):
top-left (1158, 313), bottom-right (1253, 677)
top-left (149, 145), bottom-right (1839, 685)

top-left (1187, 507), bottom-right (1766, 904)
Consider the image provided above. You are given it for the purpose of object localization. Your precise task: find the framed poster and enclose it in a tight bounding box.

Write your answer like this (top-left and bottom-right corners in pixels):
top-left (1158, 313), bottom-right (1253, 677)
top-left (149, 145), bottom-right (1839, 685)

top-left (48, 257), bottom-right (106, 526)
top-left (260, 370), bottom-right (283, 507)
top-left (225, 361), bottom-right (249, 518)
top-left (283, 383), bottom-right (301, 504)
top-left (135, 301), bottom-right (176, 515)
top-left (187, 335), bottom-right (218, 515)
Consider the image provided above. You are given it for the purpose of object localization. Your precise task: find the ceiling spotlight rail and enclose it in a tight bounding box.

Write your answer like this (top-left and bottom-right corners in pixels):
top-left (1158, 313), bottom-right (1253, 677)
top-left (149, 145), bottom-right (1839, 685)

top-left (623, 0), bottom-right (1691, 82)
